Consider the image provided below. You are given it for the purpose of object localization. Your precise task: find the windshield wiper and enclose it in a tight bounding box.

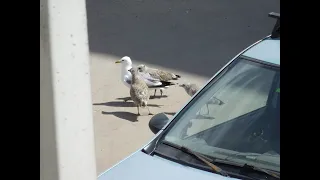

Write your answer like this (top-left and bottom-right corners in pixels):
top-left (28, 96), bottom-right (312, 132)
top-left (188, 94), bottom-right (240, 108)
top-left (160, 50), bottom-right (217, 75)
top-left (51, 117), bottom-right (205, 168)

top-left (161, 141), bottom-right (279, 179)
top-left (162, 141), bottom-right (229, 177)
top-left (223, 152), bottom-right (280, 179)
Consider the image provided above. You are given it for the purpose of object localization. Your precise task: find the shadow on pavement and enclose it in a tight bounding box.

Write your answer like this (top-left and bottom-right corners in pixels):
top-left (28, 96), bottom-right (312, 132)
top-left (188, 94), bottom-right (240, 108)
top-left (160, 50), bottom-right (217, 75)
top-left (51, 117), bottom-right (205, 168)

top-left (93, 101), bottom-right (163, 107)
top-left (102, 111), bottom-right (139, 122)
top-left (115, 95), bottom-right (168, 102)
top-left (86, 0), bottom-right (280, 78)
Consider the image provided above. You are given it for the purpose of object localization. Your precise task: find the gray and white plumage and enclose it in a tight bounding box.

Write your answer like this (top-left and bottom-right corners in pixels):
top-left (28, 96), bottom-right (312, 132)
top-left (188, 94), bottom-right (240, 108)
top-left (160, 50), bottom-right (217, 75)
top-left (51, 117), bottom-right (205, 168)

top-left (137, 64), bottom-right (181, 81)
top-left (115, 56), bottom-right (175, 100)
top-left (138, 71), bottom-right (175, 88)
top-left (137, 64), bottom-right (180, 97)
top-left (179, 83), bottom-right (224, 114)
top-left (128, 67), bottom-right (153, 116)
top-left (137, 64), bottom-right (180, 96)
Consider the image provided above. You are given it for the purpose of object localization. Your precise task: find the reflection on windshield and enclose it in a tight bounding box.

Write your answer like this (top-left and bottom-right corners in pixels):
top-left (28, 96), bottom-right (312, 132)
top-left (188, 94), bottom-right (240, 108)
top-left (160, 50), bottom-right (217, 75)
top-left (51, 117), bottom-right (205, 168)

top-left (163, 56), bottom-right (280, 172)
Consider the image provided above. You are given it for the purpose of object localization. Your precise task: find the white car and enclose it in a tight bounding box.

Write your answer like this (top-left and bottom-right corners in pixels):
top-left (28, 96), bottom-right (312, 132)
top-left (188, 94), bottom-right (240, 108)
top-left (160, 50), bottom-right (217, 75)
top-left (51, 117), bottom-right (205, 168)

top-left (98, 12), bottom-right (280, 180)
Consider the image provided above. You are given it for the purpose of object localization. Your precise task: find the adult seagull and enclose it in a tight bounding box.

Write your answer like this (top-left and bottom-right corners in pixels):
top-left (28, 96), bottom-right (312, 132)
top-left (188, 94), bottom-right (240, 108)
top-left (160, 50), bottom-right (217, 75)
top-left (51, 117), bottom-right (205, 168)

top-left (115, 56), bottom-right (175, 101)
top-left (137, 64), bottom-right (181, 96)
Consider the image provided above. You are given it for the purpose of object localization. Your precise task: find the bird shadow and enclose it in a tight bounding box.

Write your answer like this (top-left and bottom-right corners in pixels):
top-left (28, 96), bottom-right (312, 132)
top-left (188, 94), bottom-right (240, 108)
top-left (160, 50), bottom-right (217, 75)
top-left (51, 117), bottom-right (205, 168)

top-left (101, 111), bottom-right (138, 122)
top-left (93, 101), bottom-right (162, 107)
top-left (116, 95), bottom-right (168, 101)
top-left (150, 95), bottom-right (168, 99)
top-left (115, 97), bottom-right (131, 101)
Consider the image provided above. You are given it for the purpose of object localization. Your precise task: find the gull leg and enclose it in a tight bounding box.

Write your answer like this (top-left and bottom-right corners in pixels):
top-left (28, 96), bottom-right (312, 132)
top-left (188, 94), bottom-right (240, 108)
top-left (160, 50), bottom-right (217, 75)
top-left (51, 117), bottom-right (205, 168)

top-left (153, 89), bottom-right (157, 97)
top-left (147, 106), bottom-right (153, 115)
top-left (137, 106), bottom-right (141, 116)
top-left (160, 89), bottom-right (163, 97)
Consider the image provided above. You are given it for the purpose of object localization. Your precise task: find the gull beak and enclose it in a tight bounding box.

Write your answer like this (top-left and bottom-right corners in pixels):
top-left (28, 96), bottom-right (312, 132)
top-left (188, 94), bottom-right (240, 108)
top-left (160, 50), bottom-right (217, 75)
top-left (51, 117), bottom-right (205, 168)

top-left (115, 60), bottom-right (121, 64)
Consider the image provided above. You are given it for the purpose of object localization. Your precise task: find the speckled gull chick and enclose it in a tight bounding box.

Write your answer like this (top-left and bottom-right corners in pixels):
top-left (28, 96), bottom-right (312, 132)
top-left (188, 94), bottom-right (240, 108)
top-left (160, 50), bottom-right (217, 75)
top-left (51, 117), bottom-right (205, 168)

top-left (128, 67), bottom-right (153, 116)
top-left (179, 83), bottom-right (224, 114)
top-left (115, 56), bottom-right (175, 101)
top-left (179, 83), bottom-right (199, 97)
top-left (137, 64), bottom-right (181, 97)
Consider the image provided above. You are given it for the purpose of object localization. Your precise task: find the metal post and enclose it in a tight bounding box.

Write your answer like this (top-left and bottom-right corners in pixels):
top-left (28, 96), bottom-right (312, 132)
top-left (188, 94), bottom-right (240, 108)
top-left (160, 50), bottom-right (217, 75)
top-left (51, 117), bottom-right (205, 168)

top-left (40, 0), bottom-right (97, 179)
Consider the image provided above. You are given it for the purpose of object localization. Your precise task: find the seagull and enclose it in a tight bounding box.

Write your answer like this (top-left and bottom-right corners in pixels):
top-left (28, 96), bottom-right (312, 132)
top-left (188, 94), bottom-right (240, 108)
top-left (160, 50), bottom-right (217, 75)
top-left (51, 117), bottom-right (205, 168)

top-left (128, 68), bottom-right (153, 116)
top-left (179, 83), bottom-right (199, 97)
top-left (137, 64), bottom-right (181, 96)
top-left (115, 56), bottom-right (175, 101)
top-left (179, 83), bottom-right (224, 115)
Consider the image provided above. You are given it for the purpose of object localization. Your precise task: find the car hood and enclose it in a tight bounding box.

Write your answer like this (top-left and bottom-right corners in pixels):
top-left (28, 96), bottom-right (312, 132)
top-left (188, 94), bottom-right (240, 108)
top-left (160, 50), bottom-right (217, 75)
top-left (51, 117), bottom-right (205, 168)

top-left (98, 151), bottom-right (239, 180)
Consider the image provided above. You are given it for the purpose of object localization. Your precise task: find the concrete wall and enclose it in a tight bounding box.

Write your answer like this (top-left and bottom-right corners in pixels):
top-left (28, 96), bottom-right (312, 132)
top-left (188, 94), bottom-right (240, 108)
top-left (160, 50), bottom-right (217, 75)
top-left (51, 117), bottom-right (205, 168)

top-left (40, 0), bottom-right (97, 179)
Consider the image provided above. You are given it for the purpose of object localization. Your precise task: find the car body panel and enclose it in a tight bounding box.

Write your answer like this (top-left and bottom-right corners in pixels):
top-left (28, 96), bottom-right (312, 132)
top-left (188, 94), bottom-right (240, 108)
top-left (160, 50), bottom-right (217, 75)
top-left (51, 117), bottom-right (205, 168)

top-left (243, 39), bottom-right (280, 65)
top-left (98, 151), bottom-right (239, 180)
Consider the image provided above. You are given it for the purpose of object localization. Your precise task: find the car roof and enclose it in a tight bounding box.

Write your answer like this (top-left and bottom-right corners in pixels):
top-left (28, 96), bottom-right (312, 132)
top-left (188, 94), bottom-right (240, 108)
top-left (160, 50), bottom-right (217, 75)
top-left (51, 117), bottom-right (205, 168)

top-left (242, 38), bottom-right (280, 66)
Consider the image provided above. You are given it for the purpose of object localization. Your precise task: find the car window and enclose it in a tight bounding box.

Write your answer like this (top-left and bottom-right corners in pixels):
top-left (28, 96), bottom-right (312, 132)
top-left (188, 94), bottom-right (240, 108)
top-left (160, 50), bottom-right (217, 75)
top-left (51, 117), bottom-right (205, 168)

top-left (186, 59), bottom-right (276, 136)
top-left (162, 56), bottom-right (280, 172)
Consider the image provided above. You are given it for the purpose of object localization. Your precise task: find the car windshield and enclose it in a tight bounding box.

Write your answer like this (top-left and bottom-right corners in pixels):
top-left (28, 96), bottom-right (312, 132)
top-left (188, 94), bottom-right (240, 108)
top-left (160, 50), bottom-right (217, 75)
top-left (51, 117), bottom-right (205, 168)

top-left (161, 55), bottom-right (280, 172)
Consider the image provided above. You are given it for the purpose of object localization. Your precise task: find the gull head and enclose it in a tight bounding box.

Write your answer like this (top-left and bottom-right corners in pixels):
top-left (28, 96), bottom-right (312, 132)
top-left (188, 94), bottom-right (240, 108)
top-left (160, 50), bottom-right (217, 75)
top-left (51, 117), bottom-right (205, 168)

top-left (137, 64), bottom-right (147, 73)
top-left (127, 67), bottom-right (136, 75)
top-left (179, 83), bottom-right (191, 89)
top-left (115, 56), bottom-right (132, 66)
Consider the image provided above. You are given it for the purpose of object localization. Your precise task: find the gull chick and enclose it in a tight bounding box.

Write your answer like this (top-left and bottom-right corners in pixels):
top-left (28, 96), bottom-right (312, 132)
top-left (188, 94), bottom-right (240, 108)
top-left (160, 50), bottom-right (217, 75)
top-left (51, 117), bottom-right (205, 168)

top-left (128, 67), bottom-right (153, 116)
top-left (179, 83), bottom-right (224, 114)
top-left (137, 64), bottom-right (181, 97)
top-left (115, 56), bottom-right (175, 101)
top-left (179, 83), bottom-right (199, 97)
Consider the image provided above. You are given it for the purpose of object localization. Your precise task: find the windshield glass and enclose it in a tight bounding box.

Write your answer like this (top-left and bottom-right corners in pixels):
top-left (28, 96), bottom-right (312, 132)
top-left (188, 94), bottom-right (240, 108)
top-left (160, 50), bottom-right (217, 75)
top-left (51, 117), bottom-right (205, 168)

top-left (161, 56), bottom-right (280, 172)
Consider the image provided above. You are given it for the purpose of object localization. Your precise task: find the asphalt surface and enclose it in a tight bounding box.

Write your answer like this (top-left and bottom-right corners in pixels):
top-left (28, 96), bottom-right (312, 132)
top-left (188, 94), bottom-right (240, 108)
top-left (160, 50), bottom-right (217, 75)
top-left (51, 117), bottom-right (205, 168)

top-left (86, 0), bottom-right (280, 174)
top-left (86, 0), bottom-right (279, 78)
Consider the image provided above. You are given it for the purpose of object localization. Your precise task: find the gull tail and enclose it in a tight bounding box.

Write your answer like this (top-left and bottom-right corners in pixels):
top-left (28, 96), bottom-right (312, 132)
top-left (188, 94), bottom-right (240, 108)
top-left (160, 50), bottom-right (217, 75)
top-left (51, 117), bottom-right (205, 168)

top-left (161, 81), bottom-right (176, 86)
top-left (172, 74), bottom-right (181, 80)
top-left (149, 81), bottom-right (176, 88)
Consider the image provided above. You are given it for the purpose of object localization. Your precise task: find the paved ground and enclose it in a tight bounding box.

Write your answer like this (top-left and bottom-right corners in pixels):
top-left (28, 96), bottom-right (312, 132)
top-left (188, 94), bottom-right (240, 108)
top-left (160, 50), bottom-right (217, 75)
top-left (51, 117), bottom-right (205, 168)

top-left (90, 53), bottom-right (208, 174)
top-left (86, 0), bottom-right (279, 78)
top-left (86, 0), bottom-right (280, 175)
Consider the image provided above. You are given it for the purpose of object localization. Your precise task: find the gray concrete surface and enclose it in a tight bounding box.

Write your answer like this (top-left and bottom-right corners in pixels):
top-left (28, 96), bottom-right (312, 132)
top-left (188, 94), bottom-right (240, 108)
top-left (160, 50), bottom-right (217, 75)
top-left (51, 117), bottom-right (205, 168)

top-left (86, 0), bottom-right (279, 175)
top-left (86, 0), bottom-right (279, 78)
top-left (90, 53), bottom-right (208, 174)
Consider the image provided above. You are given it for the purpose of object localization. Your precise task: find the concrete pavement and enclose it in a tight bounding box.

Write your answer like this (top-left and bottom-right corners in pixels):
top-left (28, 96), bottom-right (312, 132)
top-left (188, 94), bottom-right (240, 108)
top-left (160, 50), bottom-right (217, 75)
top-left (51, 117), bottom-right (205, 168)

top-left (86, 0), bottom-right (280, 78)
top-left (90, 53), bottom-right (208, 174)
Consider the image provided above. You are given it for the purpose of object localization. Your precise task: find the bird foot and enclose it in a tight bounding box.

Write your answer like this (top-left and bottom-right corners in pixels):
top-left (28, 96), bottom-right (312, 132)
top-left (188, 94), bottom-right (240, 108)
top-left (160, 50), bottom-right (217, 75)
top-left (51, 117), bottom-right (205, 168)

top-left (148, 112), bottom-right (154, 115)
